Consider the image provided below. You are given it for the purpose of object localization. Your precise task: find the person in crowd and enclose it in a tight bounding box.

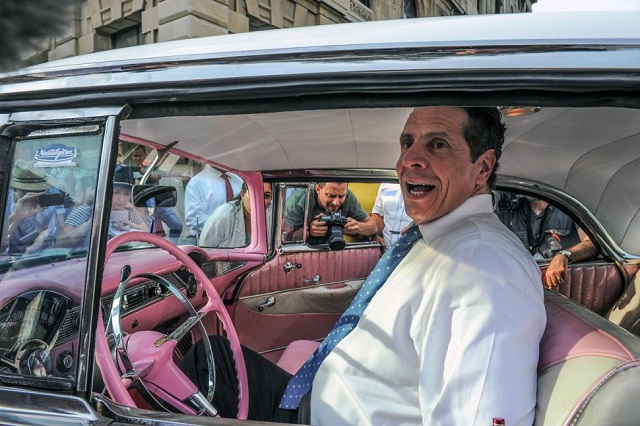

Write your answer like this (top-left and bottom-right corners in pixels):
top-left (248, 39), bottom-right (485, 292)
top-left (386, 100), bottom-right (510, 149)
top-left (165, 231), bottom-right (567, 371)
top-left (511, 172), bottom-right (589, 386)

top-left (495, 192), bottom-right (598, 288)
top-left (59, 166), bottom-right (147, 249)
top-left (145, 198), bottom-right (184, 240)
top-left (184, 164), bottom-right (244, 238)
top-left (182, 107), bottom-right (546, 425)
top-left (1, 162), bottom-right (67, 253)
top-left (131, 145), bottom-right (147, 169)
top-left (199, 182), bottom-right (272, 247)
top-left (495, 193), bottom-right (580, 259)
top-left (284, 182), bottom-right (377, 245)
top-left (127, 145), bottom-right (183, 239)
top-left (371, 182), bottom-right (412, 250)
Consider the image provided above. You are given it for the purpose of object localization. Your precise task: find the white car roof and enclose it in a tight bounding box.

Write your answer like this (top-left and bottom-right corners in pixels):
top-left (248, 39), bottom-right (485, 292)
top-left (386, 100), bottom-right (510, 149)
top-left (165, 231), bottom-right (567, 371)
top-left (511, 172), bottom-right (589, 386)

top-left (7, 11), bottom-right (640, 74)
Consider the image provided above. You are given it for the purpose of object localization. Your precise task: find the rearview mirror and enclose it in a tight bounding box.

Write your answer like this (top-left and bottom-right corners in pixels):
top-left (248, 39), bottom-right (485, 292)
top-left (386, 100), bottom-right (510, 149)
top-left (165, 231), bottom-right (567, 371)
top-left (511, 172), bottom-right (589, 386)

top-left (132, 185), bottom-right (177, 208)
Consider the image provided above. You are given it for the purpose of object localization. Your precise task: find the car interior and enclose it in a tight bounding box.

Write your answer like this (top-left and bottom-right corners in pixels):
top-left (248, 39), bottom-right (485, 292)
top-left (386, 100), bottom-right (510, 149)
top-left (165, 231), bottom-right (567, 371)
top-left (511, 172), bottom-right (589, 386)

top-left (2, 104), bottom-right (640, 424)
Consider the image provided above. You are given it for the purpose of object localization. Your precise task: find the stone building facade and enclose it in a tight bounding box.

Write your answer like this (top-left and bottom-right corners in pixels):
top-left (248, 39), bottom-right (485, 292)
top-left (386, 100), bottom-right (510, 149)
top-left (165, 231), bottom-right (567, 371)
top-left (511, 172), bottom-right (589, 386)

top-left (28, 0), bottom-right (534, 65)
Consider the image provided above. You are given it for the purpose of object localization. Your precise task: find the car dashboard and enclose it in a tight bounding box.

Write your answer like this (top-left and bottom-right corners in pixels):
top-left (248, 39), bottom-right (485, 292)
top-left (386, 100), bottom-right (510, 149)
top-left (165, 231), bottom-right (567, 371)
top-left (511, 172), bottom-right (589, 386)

top-left (0, 247), bottom-right (230, 381)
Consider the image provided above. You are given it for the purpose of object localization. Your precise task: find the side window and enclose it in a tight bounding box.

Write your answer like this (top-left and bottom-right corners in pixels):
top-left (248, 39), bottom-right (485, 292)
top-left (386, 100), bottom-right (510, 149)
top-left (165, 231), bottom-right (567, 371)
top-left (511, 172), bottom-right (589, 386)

top-left (280, 182), bottom-right (382, 249)
top-left (493, 190), bottom-right (584, 260)
top-left (111, 143), bottom-right (251, 248)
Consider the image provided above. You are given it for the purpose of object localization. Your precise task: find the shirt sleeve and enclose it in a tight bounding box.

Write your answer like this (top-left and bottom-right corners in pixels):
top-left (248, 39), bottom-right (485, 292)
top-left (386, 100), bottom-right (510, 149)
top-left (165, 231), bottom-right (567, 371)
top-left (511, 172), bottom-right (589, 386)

top-left (371, 185), bottom-right (384, 216)
top-left (199, 204), bottom-right (234, 247)
top-left (128, 210), bottom-right (146, 225)
top-left (65, 205), bottom-right (90, 228)
top-left (283, 193), bottom-right (306, 234)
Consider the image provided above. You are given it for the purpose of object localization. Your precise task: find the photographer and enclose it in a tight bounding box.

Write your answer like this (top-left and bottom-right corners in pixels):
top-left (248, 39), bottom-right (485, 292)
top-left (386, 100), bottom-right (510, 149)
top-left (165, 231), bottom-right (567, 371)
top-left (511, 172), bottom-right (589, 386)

top-left (495, 191), bottom-right (579, 259)
top-left (285, 182), bottom-right (377, 246)
top-left (494, 190), bottom-right (597, 288)
top-left (2, 162), bottom-right (68, 253)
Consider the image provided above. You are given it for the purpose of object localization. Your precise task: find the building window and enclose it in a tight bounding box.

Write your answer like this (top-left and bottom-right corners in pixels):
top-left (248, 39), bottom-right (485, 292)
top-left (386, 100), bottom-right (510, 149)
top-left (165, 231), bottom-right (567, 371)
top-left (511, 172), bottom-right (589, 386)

top-left (404, 0), bottom-right (417, 18)
top-left (112, 26), bottom-right (141, 49)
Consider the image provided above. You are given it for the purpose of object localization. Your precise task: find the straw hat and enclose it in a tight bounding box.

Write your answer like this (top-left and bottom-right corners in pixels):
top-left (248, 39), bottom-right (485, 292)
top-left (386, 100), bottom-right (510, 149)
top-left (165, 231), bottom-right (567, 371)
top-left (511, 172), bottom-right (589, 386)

top-left (10, 161), bottom-right (51, 192)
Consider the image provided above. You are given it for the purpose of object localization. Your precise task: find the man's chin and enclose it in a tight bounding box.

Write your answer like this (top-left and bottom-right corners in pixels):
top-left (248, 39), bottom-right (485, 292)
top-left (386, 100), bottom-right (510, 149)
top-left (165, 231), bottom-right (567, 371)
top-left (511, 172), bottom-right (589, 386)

top-left (405, 204), bottom-right (437, 225)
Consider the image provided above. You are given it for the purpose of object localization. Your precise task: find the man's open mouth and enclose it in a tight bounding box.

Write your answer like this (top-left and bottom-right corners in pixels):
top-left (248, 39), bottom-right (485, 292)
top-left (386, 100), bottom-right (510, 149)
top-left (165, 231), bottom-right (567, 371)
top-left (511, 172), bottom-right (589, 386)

top-left (406, 181), bottom-right (435, 195)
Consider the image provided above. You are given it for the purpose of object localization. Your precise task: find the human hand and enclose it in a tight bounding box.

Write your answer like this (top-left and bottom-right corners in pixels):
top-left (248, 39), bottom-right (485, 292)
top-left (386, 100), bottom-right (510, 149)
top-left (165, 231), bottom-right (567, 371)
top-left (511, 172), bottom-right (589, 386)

top-left (343, 217), bottom-right (359, 235)
top-left (544, 253), bottom-right (569, 288)
top-left (14, 193), bottom-right (46, 220)
top-left (309, 214), bottom-right (328, 237)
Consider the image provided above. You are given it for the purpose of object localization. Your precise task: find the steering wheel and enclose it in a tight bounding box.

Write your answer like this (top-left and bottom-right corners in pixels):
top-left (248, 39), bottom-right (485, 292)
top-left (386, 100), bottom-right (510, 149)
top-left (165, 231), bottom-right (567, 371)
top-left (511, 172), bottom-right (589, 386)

top-left (95, 232), bottom-right (249, 419)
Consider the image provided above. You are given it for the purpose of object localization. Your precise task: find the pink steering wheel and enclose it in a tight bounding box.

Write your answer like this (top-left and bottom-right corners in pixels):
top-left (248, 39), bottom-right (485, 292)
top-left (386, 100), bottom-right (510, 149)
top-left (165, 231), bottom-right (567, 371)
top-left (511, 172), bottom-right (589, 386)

top-left (95, 232), bottom-right (249, 419)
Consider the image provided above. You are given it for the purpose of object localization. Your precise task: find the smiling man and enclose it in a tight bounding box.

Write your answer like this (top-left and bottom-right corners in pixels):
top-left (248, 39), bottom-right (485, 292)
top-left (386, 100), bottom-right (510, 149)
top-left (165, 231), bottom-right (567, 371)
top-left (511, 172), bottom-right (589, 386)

top-left (184, 107), bottom-right (546, 425)
top-left (306, 107), bottom-right (546, 425)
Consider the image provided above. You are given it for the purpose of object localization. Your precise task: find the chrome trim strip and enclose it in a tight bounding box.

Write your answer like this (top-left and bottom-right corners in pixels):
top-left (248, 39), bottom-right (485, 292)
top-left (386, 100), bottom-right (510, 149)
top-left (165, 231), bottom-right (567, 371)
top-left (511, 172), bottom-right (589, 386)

top-left (76, 107), bottom-right (131, 398)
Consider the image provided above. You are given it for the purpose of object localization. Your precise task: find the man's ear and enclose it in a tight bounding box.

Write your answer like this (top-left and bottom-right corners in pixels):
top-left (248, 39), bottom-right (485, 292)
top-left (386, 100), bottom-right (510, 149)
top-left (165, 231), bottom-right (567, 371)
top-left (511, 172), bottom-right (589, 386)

top-left (476, 149), bottom-right (496, 185)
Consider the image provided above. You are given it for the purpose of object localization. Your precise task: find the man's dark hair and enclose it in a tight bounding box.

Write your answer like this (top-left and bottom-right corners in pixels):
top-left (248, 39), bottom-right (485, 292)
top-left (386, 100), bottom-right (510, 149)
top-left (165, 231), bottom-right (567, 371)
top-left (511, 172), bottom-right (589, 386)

top-left (460, 107), bottom-right (506, 188)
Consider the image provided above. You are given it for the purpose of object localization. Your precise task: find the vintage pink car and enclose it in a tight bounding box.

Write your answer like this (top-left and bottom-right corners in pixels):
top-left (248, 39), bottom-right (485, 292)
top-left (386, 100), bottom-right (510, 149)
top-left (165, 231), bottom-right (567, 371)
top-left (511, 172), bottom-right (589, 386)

top-left (1, 10), bottom-right (640, 425)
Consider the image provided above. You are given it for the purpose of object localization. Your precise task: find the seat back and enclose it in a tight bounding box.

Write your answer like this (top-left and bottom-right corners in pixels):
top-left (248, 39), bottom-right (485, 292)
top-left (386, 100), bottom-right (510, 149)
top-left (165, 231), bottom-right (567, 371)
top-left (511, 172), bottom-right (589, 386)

top-left (536, 290), bottom-right (640, 425)
top-left (540, 263), bottom-right (626, 315)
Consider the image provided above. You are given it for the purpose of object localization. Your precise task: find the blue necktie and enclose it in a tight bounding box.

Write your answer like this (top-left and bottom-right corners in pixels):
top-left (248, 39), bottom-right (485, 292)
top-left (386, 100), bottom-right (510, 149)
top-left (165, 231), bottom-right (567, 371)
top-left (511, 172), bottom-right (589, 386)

top-left (279, 225), bottom-right (422, 409)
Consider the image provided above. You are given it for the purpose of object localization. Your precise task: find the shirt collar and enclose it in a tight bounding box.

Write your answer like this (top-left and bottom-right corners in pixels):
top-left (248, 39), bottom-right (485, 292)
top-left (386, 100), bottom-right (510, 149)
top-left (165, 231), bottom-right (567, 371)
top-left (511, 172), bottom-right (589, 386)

top-left (417, 193), bottom-right (493, 243)
top-left (204, 165), bottom-right (223, 179)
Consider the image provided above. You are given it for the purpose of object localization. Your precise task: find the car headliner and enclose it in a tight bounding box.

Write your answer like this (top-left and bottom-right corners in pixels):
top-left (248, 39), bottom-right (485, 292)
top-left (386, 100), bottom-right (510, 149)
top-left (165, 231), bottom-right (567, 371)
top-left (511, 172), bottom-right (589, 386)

top-left (120, 105), bottom-right (640, 255)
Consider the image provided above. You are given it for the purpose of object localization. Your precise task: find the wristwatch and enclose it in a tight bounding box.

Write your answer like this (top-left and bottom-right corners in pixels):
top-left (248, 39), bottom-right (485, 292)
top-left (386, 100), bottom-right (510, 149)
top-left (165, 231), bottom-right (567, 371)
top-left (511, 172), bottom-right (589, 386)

top-left (558, 249), bottom-right (574, 263)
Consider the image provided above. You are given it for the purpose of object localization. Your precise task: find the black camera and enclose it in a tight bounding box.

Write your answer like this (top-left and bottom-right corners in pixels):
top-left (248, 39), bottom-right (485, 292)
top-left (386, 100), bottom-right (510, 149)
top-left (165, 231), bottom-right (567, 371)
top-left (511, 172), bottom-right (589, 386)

top-left (37, 192), bottom-right (66, 207)
top-left (494, 192), bottom-right (525, 212)
top-left (319, 211), bottom-right (347, 250)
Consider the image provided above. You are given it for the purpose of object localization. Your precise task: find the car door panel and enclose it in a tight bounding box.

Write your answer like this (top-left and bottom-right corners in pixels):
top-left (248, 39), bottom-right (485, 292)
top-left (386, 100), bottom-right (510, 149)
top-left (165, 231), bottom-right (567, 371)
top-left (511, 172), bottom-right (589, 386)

top-left (232, 246), bottom-right (380, 359)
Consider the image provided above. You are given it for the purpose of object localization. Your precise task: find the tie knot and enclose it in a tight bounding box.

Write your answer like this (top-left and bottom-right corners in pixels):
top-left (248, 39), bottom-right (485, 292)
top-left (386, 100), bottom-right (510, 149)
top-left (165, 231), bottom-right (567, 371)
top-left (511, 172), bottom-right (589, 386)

top-left (400, 224), bottom-right (422, 244)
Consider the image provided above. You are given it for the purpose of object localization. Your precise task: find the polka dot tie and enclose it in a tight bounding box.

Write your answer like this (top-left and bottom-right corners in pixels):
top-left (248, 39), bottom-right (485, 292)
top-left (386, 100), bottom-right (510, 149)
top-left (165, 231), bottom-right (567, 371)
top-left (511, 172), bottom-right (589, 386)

top-left (279, 225), bottom-right (422, 409)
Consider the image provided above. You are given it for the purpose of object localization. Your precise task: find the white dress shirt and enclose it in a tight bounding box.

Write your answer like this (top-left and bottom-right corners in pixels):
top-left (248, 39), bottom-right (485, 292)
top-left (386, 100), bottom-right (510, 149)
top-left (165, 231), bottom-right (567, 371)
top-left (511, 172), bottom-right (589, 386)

top-left (372, 183), bottom-right (412, 247)
top-left (184, 165), bottom-right (243, 236)
top-left (199, 201), bottom-right (247, 247)
top-left (311, 194), bottom-right (546, 426)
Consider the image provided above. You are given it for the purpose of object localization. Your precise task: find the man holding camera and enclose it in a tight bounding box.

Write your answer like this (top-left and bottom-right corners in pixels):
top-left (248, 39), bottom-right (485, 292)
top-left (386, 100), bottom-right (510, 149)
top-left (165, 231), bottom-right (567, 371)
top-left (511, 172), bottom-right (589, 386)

top-left (1, 162), bottom-right (67, 253)
top-left (285, 182), bottom-right (378, 246)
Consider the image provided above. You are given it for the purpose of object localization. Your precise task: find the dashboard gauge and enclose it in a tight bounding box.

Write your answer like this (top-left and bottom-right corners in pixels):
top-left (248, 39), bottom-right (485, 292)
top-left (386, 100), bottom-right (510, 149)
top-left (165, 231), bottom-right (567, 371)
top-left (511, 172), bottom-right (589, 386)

top-left (0, 291), bottom-right (70, 362)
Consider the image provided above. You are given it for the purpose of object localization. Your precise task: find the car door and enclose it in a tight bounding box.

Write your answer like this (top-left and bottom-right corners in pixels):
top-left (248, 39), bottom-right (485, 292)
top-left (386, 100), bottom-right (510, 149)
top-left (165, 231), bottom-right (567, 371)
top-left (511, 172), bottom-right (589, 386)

top-left (227, 181), bottom-right (383, 363)
top-left (0, 106), bottom-right (128, 409)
